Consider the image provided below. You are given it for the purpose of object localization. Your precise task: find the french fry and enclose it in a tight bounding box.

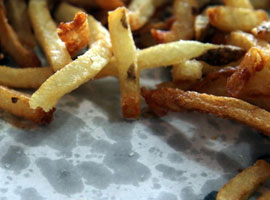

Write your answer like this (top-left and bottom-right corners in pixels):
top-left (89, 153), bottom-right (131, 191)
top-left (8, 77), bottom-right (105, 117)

top-left (223, 0), bottom-right (253, 9)
top-left (95, 0), bottom-right (124, 10)
top-left (207, 6), bottom-right (267, 32)
top-left (29, 0), bottom-right (72, 71)
top-left (0, 0), bottom-right (40, 68)
top-left (0, 66), bottom-right (53, 89)
top-left (0, 86), bottom-right (55, 124)
top-left (194, 14), bottom-right (214, 42)
top-left (30, 12), bottom-right (112, 112)
top-left (58, 12), bottom-right (90, 57)
top-left (172, 60), bottom-right (203, 82)
top-left (252, 21), bottom-right (270, 42)
top-left (97, 41), bottom-right (245, 78)
top-left (128, 0), bottom-right (167, 30)
top-left (227, 31), bottom-right (270, 51)
top-left (142, 87), bottom-right (270, 135)
top-left (6, 0), bottom-right (36, 49)
top-left (152, 0), bottom-right (198, 43)
top-left (217, 160), bottom-right (270, 200)
top-left (227, 47), bottom-right (270, 97)
top-left (109, 7), bottom-right (140, 118)
top-left (257, 190), bottom-right (270, 200)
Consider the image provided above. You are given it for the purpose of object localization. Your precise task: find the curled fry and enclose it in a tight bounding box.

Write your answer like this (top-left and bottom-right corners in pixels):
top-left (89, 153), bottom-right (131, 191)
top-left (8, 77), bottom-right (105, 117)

top-left (58, 12), bottom-right (90, 57)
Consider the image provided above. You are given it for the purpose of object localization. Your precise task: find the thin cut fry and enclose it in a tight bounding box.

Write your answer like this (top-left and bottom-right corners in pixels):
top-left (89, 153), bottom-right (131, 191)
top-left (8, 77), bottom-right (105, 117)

top-left (29, 0), bottom-right (72, 71)
top-left (223, 0), bottom-right (253, 9)
top-left (152, 0), bottom-right (198, 43)
top-left (227, 31), bottom-right (270, 51)
top-left (58, 12), bottom-right (90, 57)
top-left (6, 0), bottom-right (36, 49)
top-left (0, 0), bottom-right (40, 68)
top-left (227, 47), bottom-right (270, 97)
top-left (0, 66), bottom-right (53, 89)
top-left (95, 0), bottom-right (124, 10)
top-left (128, 0), bottom-right (167, 30)
top-left (207, 6), bottom-right (267, 32)
top-left (252, 21), bottom-right (270, 42)
top-left (257, 190), bottom-right (270, 200)
top-left (142, 87), bottom-right (270, 135)
top-left (97, 41), bottom-right (244, 78)
top-left (30, 12), bottom-right (112, 112)
top-left (0, 86), bottom-right (54, 124)
top-left (217, 160), bottom-right (270, 200)
top-left (109, 7), bottom-right (140, 118)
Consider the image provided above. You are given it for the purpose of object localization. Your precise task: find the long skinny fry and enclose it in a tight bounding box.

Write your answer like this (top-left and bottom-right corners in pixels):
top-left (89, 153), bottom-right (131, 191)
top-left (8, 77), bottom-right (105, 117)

top-left (0, 66), bottom-right (53, 89)
top-left (0, 86), bottom-right (54, 124)
top-left (0, 0), bottom-right (40, 68)
top-left (29, 0), bottom-right (72, 71)
top-left (217, 160), bottom-right (270, 200)
top-left (30, 12), bottom-right (112, 112)
top-left (142, 87), bottom-right (270, 135)
top-left (109, 7), bottom-right (140, 118)
top-left (6, 0), bottom-right (36, 48)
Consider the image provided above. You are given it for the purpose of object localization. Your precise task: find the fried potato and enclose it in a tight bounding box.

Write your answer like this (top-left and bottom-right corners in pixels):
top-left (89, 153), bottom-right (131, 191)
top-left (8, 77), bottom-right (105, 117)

top-left (0, 66), bottom-right (53, 89)
top-left (6, 0), bottom-right (36, 49)
top-left (252, 21), bottom-right (270, 42)
top-left (152, 0), bottom-right (198, 43)
top-left (227, 31), bottom-right (270, 51)
top-left (194, 14), bottom-right (214, 42)
top-left (98, 41), bottom-right (245, 78)
top-left (58, 12), bottom-right (90, 57)
top-left (142, 87), bottom-right (270, 135)
top-left (29, 0), bottom-right (72, 71)
top-left (128, 0), bottom-right (167, 30)
top-left (109, 7), bottom-right (140, 118)
top-left (172, 60), bottom-right (203, 82)
top-left (227, 47), bottom-right (270, 97)
top-left (95, 0), bottom-right (124, 10)
top-left (207, 6), bottom-right (267, 32)
top-left (0, 86), bottom-right (54, 124)
top-left (30, 12), bottom-right (112, 112)
top-left (223, 0), bottom-right (253, 9)
top-left (257, 190), bottom-right (270, 200)
top-left (0, 0), bottom-right (40, 68)
top-left (217, 160), bottom-right (270, 200)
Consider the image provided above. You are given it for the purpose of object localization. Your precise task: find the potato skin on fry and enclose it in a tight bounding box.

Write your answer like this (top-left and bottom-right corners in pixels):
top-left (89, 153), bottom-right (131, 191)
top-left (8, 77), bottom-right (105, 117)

top-left (58, 12), bottom-right (90, 57)
top-left (0, 86), bottom-right (55, 124)
top-left (142, 87), bottom-right (270, 135)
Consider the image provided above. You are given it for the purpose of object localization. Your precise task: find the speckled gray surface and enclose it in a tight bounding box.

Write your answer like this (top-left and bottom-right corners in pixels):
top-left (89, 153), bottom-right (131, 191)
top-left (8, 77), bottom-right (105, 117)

top-left (0, 68), bottom-right (269, 200)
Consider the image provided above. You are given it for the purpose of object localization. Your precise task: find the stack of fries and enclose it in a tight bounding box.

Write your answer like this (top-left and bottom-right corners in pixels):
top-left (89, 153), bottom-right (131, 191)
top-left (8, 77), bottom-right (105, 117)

top-left (0, 0), bottom-right (270, 198)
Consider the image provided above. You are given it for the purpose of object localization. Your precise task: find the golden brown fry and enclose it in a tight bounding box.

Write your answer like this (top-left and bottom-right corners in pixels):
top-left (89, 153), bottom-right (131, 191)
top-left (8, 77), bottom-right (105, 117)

top-left (227, 47), bottom-right (270, 97)
top-left (0, 66), bottom-right (53, 89)
top-left (142, 87), bottom-right (270, 135)
top-left (58, 12), bottom-right (90, 57)
top-left (0, 0), bottom-right (40, 68)
top-left (257, 190), bottom-right (270, 200)
top-left (207, 6), bottom-right (267, 32)
top-left (152, 0), bottom-right (198, 43)
top-left (95, 0), bottom-right (124, 10)
top-left (29, 0), bottom-right (72, 71)
top-left (128, 0), bottom-right (168, 30)
top-left (217, 160), bottom-right (270, 200)
top-left (224, 0), bottom-right (253, 9)
top-left (109, 7), bottom-right (140, 118)
top-left (0, 86), bottom-right (54, 124)
top-left (227, 31), bottom-right (270, 51)
top-left (6, 0), bottom-right (36, 49)
top-left (252, 21), bottom-right (270, 42)
top-left (30, 11), bottom-right (112, 112)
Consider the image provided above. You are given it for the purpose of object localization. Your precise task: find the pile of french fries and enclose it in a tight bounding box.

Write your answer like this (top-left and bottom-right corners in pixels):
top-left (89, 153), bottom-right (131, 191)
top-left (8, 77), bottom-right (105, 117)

top-left (0, 0), bottom-right (270, 198)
